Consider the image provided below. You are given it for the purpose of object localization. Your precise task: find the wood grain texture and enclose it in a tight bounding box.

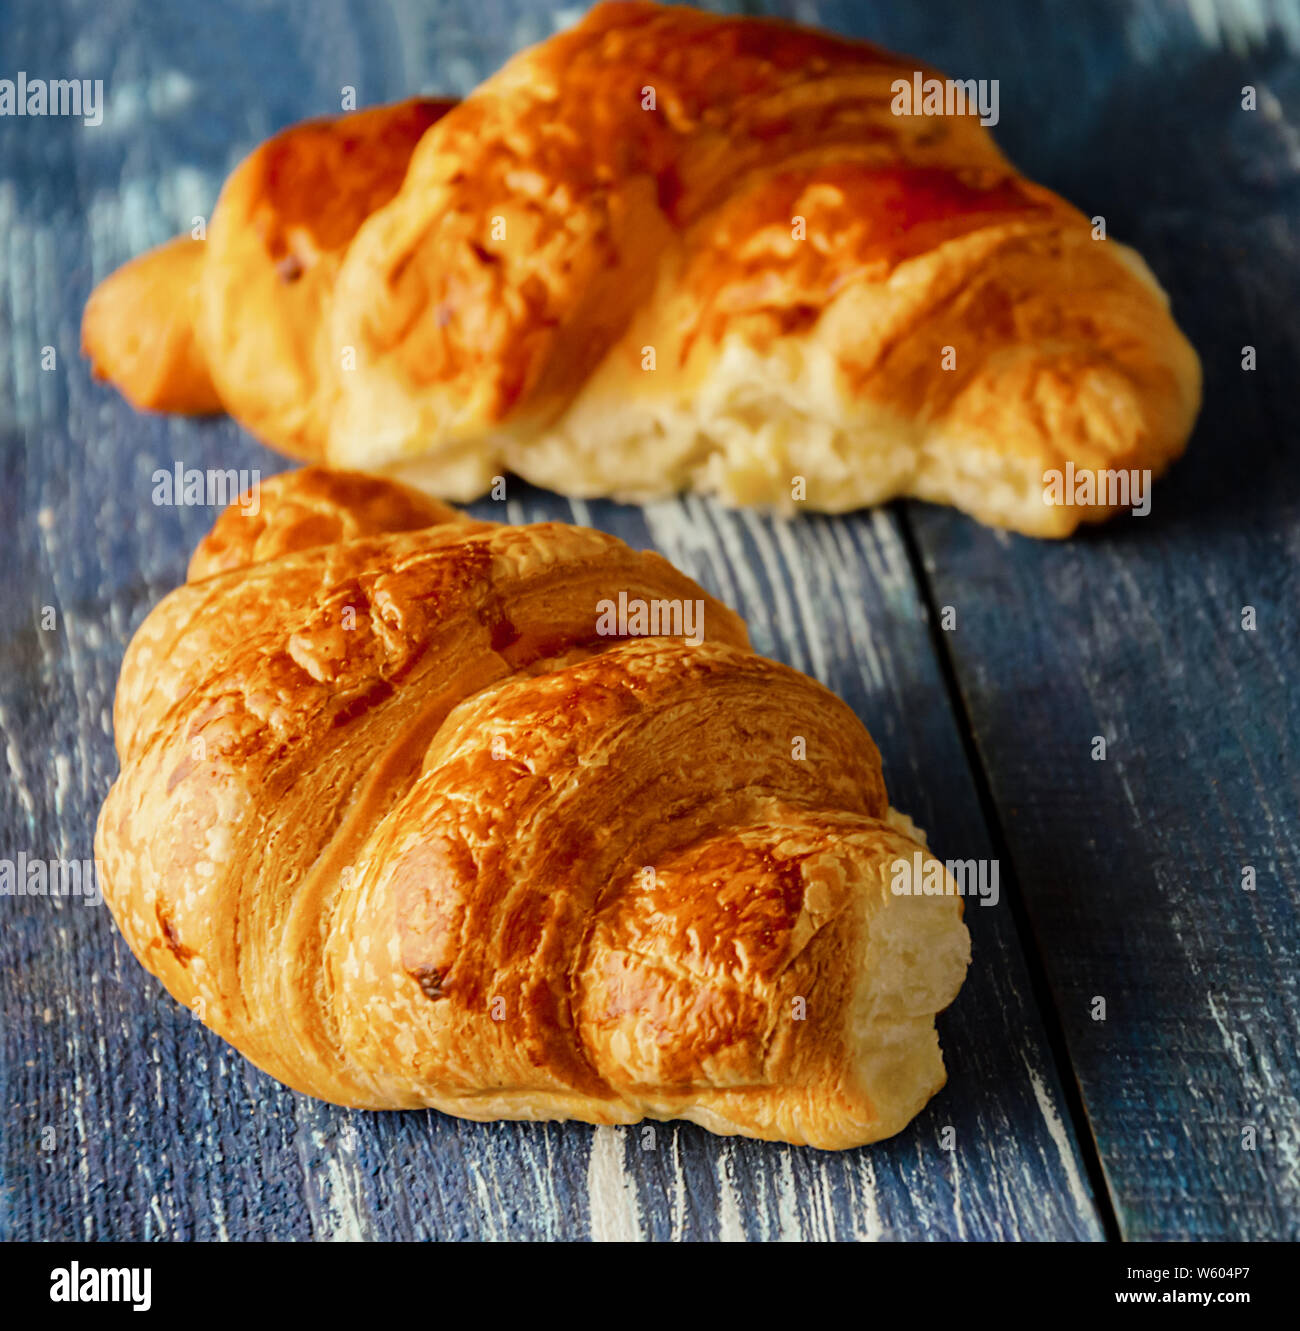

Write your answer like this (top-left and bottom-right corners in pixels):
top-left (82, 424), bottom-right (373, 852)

top-left (783, 0), bottom-right (1300, 1241)
top-left (0, 0), bottom-right (1292, 1242)
top-left (870, 0), bottom-right (1300, 1241)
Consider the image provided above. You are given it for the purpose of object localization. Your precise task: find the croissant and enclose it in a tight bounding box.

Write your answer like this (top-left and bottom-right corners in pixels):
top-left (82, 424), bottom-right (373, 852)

top-left (82, 1), bottom-right (1199, 537)
top-left (95, 466), bottom-right (970, 1148)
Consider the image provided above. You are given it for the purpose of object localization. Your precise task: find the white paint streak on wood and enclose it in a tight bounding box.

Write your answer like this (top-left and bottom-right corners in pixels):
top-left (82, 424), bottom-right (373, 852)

top-left (5, 210), bottom-right (38, 426)
top-left (98, 68), bottom-right (198, 136)
top-left (774, 1149), bottom-right (803, 1240)
top-left (850, 1153), bottom-right (884, 1241)
top-left (466, 1152), bottom-right (504, 1241)
top-left (717, 506), bottom-right (800, 665)
top-left (0, 702), bottom-right (38, 824)
top-left (296, 1123), bottom-right (369, 1241)
top-left (208, 1172), bottom-right (229, 1242)
top-left (1207, 991), bottom-right (1300, 1190)
top-left (762, 510), bottom-right (828, 679)
top-left (642, 497), bottom-right (705, 588)
top-left (829, 521), bottom-right (889, 693)
top-left (714, 1144), bottom-right (745, 1240)
top-left (69, 1091), bottom-right (93, 1238)
top-left (0, 181), bottom-right (16, 412)
top-left (643, 496), bottom-right (743, 617)
top-left (318, 1127), bottom-right (368, 1242)
top-left (692, 496), bottom-right (749, 613)
top-left (668, 1128), bottom-right (687, 1241)
top-left (530, 1129), bottom-right (563, 1242)
top-left (1190, 0), bottom-right (1277, 54)
top-left (1022, 1052), bottom-right (1095, 1224)
top-left (586, 1126), bottom-right (644, 1241)
top-left (808, 1157), bottom-right (836, 1241)
top-left (52, 752), bottom-right (73, 821)
top-left (950, 1138), bottom-right (967, 1240)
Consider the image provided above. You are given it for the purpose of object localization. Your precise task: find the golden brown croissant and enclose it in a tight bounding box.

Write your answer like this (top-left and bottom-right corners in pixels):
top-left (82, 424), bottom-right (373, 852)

top-left (82, 2), bottom-right (1200, 536)
top-left (96, 466), bottom-right (970, 1148)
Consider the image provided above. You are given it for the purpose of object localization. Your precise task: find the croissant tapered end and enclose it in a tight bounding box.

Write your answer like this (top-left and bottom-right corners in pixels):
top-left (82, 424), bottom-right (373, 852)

top-left (81, 235), bottom-right (222, 414)
top-left (95, 467), bottom-right (968, 1148)
top-left (577, 809), bottom-right (971, 1146)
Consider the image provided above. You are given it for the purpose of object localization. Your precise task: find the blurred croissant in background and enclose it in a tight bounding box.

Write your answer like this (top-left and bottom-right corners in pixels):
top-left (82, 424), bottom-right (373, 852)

top-left (83, 1), bottom-right (1200, 535)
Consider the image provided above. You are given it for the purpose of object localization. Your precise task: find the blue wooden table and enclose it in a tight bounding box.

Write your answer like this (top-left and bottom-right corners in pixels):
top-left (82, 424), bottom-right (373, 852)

top-left (1, 0), bottom-right (1296, 1242)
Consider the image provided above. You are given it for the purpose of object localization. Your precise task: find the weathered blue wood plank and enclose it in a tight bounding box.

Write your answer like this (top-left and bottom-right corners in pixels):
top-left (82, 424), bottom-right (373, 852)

top-left (897, 1), bottom-right (1300, 1240)
top-left (0, 0), bottom-right (1107, 1240)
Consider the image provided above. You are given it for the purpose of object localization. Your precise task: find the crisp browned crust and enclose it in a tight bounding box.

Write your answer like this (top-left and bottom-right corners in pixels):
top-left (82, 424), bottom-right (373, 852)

top-left (96, 466), bottom-right (969, 1148)
top-left (328, 3), bottom-right (1022, 443)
